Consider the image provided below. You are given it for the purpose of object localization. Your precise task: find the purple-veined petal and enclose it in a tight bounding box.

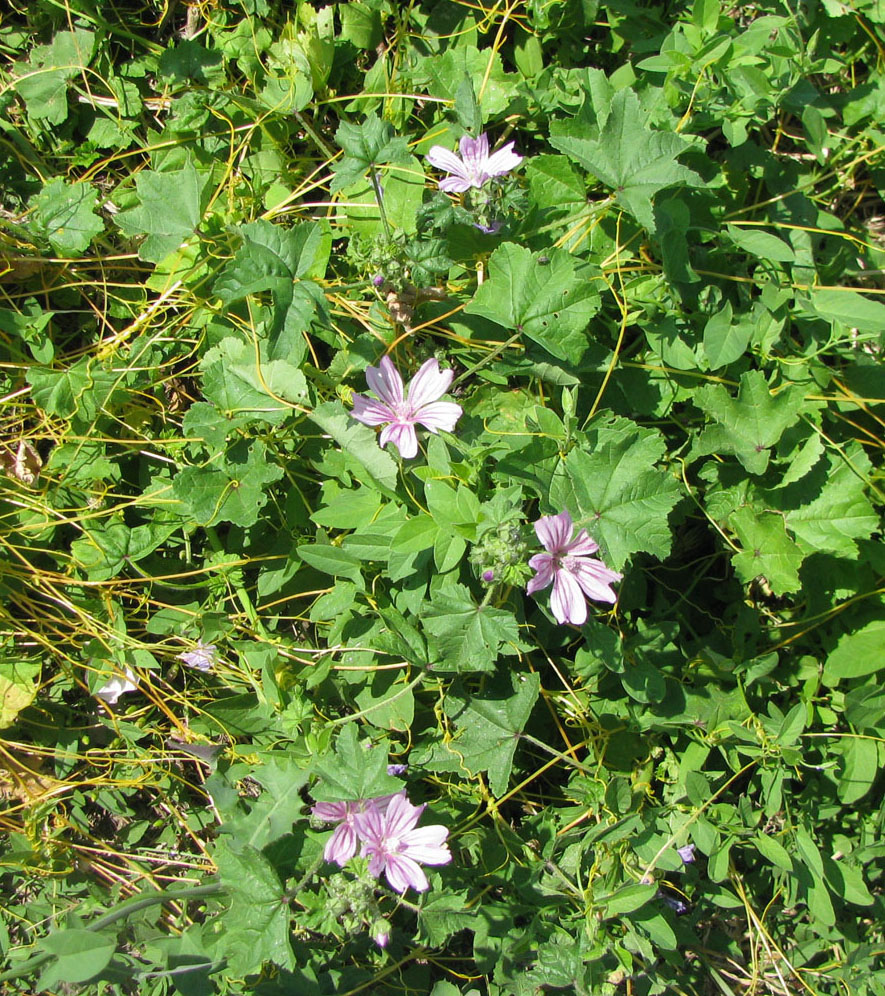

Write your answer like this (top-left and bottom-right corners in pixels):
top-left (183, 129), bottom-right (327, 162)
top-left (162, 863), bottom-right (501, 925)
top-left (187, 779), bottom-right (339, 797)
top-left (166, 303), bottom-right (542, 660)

top-left (371, 790), bottom-right (405, 812)
top-left (426, 146), bottom-right (470, 179)
top-left (526, 553), bottom-right (555, 594)
top-left (385, 854), bottom-right (429, 893)
top-left (569, 557), bottom-right (622, 604)
top-left (564, 528), bottom-right (600, 557)
top-left (534, 510), bottom-right (574, 554)
top-left (312, 801), bottom-right (349, 822)
top-left (383, 792), bottom-right (424, 837)
top-left (325, 822), bottom-right (358, 865)
top-left (354, 799), bottom-right (387, 843)
top-left (550, 567), bottom-right (588, 626)
top-left (414, 401), bottom-right (462, 434)
top-left (352, 395), bottom-right (396, 426)
top-left (402, 829), bottom-right (451, 866)
top-left (483, 142), bottom-right (523, 177)
top-left (459, 133), bottom-right (489, 167)
top-left (439, 175), bottom-right (475, 193)
top-left (365, 849), bottom-right (386, 880)
top-left (379, 421), bottom-right (419, 459)
top-left (407, 358), bottom-right (453, 407)
top-left (366, 355), bottom-right (405, 405)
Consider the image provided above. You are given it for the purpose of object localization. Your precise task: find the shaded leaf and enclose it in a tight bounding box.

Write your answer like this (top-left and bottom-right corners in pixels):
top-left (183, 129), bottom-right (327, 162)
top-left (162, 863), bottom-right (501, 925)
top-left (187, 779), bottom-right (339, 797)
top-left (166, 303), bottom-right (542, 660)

top-left (692, 371), bottom-right (808, 474)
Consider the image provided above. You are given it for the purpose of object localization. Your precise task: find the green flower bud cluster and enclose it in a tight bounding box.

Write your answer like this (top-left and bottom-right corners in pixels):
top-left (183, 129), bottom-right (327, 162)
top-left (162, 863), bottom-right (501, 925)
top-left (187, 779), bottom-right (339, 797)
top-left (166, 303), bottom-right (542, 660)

top-left (470, 522), bottom-right (533, 588)
top-left (347, 233), bottom-right (411, 290)
top-left (323, 864), bottom-right (387, 944)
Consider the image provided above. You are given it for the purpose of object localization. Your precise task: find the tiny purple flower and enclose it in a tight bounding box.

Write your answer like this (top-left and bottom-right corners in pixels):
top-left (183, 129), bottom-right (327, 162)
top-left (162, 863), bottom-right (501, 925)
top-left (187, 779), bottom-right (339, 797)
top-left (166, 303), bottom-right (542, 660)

top-left (351, 356), bottom-right (462, 459)
top-left (677, 843), bottom-right (696, 864)
top-left (95, 667), bottom-right (139, 705)
top-left (526, 510), bottom-right (622, 626)
top-left (387, 763), bottom-right (408, 776)
top-left (482, 569), bottom-right (495, 583)
top-left (372, 273), bottom-right (385, 287)
top-left (354, 792), bottom-right (451, 893)
top-left (312, 793), bottom-right (402, 866)
top-left (426, 133), bottom-right (522, 193)
top-left (373, 928), bottom-right (389, 948)
top-left (474, 220), bottom-right (502, 235)
top-left (178, 641), bottom-right (216, 673)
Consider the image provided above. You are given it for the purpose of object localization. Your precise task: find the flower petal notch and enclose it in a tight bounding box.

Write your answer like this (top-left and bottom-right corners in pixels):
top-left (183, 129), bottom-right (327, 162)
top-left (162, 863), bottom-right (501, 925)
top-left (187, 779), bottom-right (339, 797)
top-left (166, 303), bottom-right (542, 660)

top-left (526, 510), bottom-right (622, 625)
top-left (426, 133), bottom-right (522, 193)
top-left (351, 356), bottom-right (462, 459)
top-left (354, 792), bottom-right (451, 893)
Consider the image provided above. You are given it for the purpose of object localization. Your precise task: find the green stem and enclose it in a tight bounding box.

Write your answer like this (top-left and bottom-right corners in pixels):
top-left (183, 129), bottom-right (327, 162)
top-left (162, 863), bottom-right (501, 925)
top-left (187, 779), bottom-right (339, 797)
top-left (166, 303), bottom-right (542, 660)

top-left (293, 110), bottom-right (336, 160)
top-left (519, 733), bottom-right (595, 775)
top-left (204, 526), bottom-right (269, 638)
top-left (287, 853), bottom-right (326, 899)
top-left (450, 330), bottom-right (523, 390)
top-left (478, 585), bottom-right (497, 609)
top-left (369, 168), bottom-right (392, 243)
top-left (0, 883), bottom-right (223, 985)
top-left (327, 668), bottom-right (428, 727)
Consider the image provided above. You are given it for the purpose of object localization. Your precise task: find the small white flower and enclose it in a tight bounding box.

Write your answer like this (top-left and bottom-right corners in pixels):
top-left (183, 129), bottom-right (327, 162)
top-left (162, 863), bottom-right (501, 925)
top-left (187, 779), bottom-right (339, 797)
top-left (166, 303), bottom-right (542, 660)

top-left (177, 641), bottom-right (217, 673)
top-left (95, 667), bottom-right (139, 705)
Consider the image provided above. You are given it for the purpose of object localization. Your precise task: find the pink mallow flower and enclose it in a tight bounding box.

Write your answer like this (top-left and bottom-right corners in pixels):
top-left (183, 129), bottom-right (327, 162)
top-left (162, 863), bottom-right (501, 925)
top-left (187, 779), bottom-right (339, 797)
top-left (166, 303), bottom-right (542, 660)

top-left (312, 793), bottom-right (401, 866)
top-left (354, 792), bottom-right (451, 894)
top-left (526, 510), bottom-right (622, 626)
top-left (426, 133), bottom-right (522, 193)
top-left (351, 356), bottom-right (462, 459)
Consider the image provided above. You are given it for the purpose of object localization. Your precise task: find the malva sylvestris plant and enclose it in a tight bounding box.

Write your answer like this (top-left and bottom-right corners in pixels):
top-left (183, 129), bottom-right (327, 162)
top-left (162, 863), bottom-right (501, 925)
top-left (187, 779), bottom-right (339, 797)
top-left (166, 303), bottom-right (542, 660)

top-left (426, 133), bottom-right (523, 192)
top-left (313, 791), bottom-right (451, 894)
top-left (6, 2), bottom-right (885, 989)
top-left (353, 792), bottom-right (452, 894)
top-left (312, 792), bottom-right (403, 866)
top-left (526, 510), bottom-right (622, 625)
top-left (351, 355), bottom-right (462, 459)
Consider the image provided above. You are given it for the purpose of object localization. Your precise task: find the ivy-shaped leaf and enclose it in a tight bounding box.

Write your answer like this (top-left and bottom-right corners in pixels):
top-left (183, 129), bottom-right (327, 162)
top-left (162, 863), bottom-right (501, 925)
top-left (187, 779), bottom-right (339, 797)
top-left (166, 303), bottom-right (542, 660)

top-left (692, 371), bottom-right (809, 474)
top-left (115, 163), bottom-right (210, 262)
top-left (29, 179), bottom-right (104, 257)
top-left (330, 113), bottom-right (410, 192)
top-left (311, 724), bottom-right (404, 802)
top-left (729, 506), bottom-right (803, 595)
top-left (549, 88), bottom-right (702, 232)
top-left (424, 583), bottom-right (521, 673)
top-left (414, 672), bottom-right (540, 797)
top-left (214, 839), bottom-right (295, 976)
top-left (173, 441), bottom-right (284, 527)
